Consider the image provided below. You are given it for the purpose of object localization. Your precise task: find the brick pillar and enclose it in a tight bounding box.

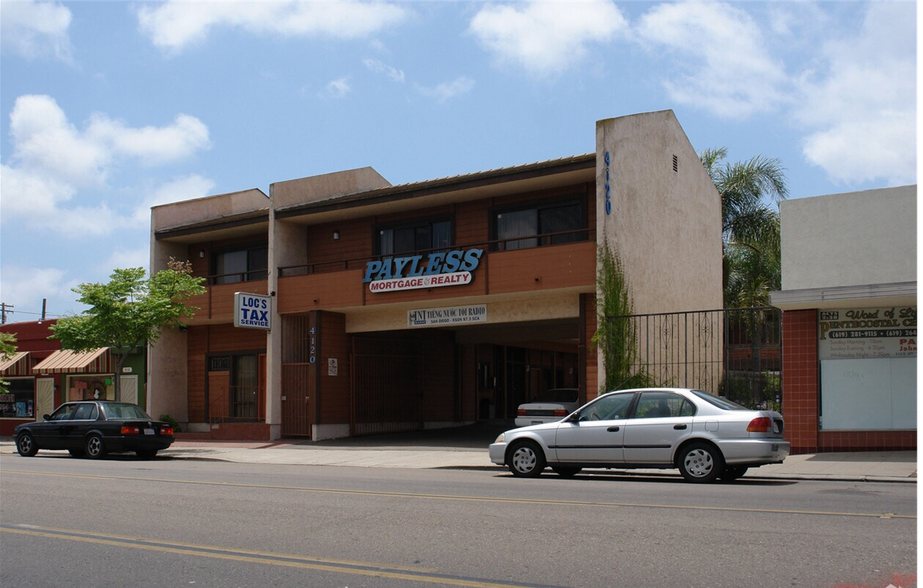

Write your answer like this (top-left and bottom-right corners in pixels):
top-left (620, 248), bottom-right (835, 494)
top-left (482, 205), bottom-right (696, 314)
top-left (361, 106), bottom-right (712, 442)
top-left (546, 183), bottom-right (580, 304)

top-left (781, 309), bottom-right (819, 454)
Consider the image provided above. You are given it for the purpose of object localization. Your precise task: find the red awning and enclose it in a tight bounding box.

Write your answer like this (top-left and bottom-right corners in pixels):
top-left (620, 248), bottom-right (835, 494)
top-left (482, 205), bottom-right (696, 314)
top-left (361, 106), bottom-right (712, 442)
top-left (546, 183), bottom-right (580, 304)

top-left (32, 348), bottom-right (109, 374)
top-left (0, 351), bottom-right (30, 376)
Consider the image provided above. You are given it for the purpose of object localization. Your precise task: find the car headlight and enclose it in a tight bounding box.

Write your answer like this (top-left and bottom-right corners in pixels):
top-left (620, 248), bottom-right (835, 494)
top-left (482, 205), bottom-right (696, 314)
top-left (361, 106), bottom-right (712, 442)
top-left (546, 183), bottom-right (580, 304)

top-left (494, 433), bottom-right (505, 443)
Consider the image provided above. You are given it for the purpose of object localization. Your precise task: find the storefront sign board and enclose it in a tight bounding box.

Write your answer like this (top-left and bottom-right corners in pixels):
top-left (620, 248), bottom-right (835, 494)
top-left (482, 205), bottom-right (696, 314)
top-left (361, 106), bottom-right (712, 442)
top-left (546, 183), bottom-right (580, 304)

top-left (234, 292), bottom-right (272, 330)
top-left (818, 306), bottom-right (916, 360)
top-left (408, 305), bottom-right (487, 327)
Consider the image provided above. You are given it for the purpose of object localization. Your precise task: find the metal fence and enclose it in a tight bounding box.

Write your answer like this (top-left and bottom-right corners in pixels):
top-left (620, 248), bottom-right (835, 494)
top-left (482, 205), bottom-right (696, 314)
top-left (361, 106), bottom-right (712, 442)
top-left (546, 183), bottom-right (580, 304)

top-left (601, 307), bottom-right (782, 411)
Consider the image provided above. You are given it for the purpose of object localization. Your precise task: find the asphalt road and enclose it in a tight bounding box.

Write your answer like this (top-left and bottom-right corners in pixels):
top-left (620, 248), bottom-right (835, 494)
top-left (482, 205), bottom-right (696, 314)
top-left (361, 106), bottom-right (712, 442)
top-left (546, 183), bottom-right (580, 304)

top-left (1, 454), bottom-right (916, 588)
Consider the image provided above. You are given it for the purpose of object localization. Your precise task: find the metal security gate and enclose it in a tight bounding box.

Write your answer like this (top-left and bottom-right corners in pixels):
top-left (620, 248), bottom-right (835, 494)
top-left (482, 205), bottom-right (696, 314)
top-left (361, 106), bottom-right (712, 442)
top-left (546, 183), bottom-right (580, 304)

top-left (351, 337), bottom-right (423, 436)
top-left (601, 307), bottom-right (782, 410)
top-left (281, 315), bottom-right (313, 437)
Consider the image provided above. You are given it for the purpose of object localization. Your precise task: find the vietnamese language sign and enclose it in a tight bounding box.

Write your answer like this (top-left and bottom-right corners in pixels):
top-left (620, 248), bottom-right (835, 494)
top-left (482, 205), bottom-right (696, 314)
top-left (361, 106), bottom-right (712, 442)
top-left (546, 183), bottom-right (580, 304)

top-left (818, 307), bottom-right (916, 360)
top-left (364, 248), bottom-right (483, 293)
top-left (234, 292), bottom-right (272, 330)
top-left (408, 305), bottom-right (487, 327)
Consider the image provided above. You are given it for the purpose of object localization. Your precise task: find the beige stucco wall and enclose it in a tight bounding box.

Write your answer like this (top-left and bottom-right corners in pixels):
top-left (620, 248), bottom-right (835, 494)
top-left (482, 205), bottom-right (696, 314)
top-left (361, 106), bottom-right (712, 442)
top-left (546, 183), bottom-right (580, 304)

top-left (595, 111), bottom-right (723, 390)
top-left (780, 185), bottom-right (917, 290)
top-left (271, 167), bottom-right (391, 210)
top-left (151, 188), bottom-right (268, 231)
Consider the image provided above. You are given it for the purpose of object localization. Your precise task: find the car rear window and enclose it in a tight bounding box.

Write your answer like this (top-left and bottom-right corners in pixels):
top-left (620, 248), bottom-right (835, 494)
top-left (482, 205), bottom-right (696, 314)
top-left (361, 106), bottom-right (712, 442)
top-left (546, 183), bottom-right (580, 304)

top-left (691, 390), bottom-right (749, 411)
top-left (103, 404), bottom-right (152, 420)
top-left (532, 389), bottom-right (578, 403)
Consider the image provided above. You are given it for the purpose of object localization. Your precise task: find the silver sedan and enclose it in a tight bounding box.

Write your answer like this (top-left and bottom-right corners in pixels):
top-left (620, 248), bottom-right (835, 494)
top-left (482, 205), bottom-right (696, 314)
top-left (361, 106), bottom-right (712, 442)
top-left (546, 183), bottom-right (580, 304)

top-left (489, 388), bottom-right (790, 483)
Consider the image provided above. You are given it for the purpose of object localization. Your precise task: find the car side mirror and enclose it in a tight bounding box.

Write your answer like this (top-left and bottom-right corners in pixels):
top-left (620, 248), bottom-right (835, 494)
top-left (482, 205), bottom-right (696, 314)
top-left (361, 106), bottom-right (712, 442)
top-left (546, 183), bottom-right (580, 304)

top-left (565, 413), bottom-right (581, 423)
top-left (43, 414), bottom-right (51, 421)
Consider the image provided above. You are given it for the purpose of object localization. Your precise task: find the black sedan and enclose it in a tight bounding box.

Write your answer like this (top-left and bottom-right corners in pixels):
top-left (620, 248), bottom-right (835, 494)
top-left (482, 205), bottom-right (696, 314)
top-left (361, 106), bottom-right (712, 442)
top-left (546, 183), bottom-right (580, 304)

top-left (14, 401), bottom-right (175, 459)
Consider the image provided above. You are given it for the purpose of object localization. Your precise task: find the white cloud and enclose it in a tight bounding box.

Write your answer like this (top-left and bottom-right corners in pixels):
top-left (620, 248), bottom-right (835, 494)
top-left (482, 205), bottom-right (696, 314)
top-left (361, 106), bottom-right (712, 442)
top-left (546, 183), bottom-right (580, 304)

top-left (137, 0), bottom-right (411, 52)
top-left (1, 95), bottom-right (213, 234)
top-left (321, 77), bottom-right (352, 99)
top-left (0, 265), bottom-right (70, 313)
top-left (100, 248), bottom-right (151, 273)
top-left (0, 0), bottom-right (73, 62)
top-left (795, 2), bottom-right (916, 186)
top-left (417, 77), bottom-right (475, 103)
top-left (364, 58), bottom-right (405, 83)
top-left (636, 1), bottom-right (789, 119)
top-left (469, 0), bottom-right (628, 77)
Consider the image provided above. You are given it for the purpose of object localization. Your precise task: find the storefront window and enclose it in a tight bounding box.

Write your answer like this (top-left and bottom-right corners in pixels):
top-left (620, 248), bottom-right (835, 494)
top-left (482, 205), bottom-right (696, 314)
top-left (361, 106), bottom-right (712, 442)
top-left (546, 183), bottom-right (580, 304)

top-left (67, 375), bottom-right (114, 401)
top-left (0, 378), bottom-right (34, 418)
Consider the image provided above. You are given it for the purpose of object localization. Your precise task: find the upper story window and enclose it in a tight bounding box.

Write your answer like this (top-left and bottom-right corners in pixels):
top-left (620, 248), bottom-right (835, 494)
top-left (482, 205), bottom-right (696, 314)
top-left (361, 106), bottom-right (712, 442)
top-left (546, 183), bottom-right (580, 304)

top-left (378, 219), bottom-right (452, 256)
top-left (212, 244), bottom-right (268, 284)
top-left (493, 200), bottom-right (585, 251)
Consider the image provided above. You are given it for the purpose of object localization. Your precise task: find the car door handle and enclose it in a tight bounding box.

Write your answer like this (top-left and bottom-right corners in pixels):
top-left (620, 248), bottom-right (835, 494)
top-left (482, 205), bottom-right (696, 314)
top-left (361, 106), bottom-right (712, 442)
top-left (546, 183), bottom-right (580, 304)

top-left (607, 426), bottom-right (620, 432)
top-left (674, 424), bottom-right (687, 430)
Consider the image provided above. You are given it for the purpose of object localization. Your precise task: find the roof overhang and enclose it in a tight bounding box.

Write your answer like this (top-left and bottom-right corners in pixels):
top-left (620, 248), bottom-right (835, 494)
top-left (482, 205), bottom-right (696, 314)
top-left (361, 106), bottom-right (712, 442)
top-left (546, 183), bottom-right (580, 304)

top-left (154, 209), bottom-right (270, 244)
top-left (770, 281), bottom-right (917, 311)
top-left (274, 154), bottom-right (597, 225)
top-left (0, 351), bottom-right (30, 376)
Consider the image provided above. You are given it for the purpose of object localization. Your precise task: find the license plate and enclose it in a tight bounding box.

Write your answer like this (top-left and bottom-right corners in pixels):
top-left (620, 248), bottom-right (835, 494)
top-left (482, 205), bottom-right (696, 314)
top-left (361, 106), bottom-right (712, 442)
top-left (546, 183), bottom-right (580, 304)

top-left (771, 444), bottom-right (779, 451)
top-left (144, 428), bottom-right (155, 435)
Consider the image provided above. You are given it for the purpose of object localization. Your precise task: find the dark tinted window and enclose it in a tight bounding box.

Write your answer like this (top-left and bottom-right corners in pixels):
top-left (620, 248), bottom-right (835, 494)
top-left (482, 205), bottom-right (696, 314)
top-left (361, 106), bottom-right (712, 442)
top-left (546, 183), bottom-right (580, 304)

top-left (634, 392), bottom-right (695, 418)
top-left (72, 403), bottom-right (98, 420)
top-left (379, 220), bottom-right (452, 255)
top-left (493, 200), bottom-right (584, 251)
top-left (50, 404), bottom-right (77, 421)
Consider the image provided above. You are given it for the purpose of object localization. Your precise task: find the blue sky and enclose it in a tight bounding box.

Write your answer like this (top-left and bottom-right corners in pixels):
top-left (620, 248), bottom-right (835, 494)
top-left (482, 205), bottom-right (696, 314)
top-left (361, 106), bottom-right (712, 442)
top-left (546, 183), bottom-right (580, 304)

top-left (0, 0), bottom-right (917, 320)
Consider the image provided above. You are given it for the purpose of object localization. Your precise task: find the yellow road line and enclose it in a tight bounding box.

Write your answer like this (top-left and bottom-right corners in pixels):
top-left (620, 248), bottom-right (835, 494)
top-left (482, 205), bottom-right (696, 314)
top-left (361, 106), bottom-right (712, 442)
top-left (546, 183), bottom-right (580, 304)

top-left (0, 526), bottom-right (532, 588)
top-left (3, 468), bottom-right (916, 520)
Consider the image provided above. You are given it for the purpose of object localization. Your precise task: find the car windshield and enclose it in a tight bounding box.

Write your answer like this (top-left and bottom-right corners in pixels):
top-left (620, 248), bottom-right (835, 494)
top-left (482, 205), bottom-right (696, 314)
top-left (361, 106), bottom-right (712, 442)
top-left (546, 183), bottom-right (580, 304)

top-left (530, 389), bottom-right (578, 403)
top-left (103, 404), bottom-right (152, 420)
top-left (691, 390), bottom-right (749, 411)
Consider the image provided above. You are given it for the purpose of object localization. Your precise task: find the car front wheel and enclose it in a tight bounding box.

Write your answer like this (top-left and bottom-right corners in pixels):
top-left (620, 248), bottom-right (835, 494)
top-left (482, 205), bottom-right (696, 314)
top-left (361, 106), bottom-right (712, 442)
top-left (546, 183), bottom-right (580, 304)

top-left (508, 441), bottom-right (546, 478)
top-left (16, 432), bottom-right (38, 457)
top-left (85, 434), bottom-right (107, 459)
top-left (677, 441), bottom-right (724, 483)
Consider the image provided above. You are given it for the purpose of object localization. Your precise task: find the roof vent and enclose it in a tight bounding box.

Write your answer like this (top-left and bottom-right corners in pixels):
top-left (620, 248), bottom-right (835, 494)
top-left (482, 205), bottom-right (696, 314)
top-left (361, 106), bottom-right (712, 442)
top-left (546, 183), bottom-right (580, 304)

top-left (672, 155), bottom-right (679, 173)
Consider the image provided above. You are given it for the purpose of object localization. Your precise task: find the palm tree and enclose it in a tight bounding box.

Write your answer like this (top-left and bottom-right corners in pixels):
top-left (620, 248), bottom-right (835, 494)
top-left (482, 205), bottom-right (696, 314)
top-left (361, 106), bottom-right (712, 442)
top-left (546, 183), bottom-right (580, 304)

top-left (701, 148), bottom-right (788, 407)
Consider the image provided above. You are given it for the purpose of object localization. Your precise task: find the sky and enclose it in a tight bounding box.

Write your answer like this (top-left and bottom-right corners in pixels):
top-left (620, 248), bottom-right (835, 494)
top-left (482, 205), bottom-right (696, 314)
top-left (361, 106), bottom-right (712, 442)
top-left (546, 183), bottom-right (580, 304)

top-left (0, 0), bottom-right (917, 321)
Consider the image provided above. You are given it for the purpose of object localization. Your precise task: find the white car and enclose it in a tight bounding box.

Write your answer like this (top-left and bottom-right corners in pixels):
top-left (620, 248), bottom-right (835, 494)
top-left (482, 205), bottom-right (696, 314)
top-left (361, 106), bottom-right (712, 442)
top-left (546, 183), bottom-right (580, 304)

top-left (490, 388), bottom-right (790, 483)
top-left (515, 388), bottom-right (580, 427)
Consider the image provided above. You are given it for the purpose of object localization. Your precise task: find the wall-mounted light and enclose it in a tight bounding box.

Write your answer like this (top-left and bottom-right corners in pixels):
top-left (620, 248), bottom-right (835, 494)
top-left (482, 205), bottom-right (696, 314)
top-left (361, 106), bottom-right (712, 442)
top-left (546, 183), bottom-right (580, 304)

top-left (333, 230), bottom-right (340, 240)
top-left (199, 249), bottom-right (205, 258)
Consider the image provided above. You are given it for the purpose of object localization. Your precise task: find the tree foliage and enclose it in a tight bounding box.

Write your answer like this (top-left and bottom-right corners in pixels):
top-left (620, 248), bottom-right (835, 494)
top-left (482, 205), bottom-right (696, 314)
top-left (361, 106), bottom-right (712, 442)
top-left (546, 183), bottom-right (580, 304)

top-left (50, 259), bottom-right (206, 400)
top-left (0, 332), bottom-right (17, 394)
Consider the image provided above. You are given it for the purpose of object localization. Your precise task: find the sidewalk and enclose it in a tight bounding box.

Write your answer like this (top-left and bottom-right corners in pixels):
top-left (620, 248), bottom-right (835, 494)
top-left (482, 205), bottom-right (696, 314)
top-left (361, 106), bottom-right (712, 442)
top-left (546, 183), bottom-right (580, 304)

top-left (2, 437), bottom-right (916, 482)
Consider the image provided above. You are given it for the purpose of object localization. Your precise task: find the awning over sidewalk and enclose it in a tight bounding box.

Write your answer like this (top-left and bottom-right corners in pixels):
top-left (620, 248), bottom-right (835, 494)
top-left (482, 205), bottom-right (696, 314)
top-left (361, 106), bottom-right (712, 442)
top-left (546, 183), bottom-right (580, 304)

top-left (0, 351), bottom-right (30, 376)
top-left (32, 348), bottom-right (110, 374)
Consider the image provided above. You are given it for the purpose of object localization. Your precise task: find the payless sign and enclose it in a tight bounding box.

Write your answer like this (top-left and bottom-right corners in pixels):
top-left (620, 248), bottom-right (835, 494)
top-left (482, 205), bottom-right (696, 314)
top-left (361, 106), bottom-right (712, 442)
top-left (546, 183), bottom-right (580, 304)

top-left (363, 248), bottom-right (483, 293)
top-left (234, 292), bottom-right (272, 330)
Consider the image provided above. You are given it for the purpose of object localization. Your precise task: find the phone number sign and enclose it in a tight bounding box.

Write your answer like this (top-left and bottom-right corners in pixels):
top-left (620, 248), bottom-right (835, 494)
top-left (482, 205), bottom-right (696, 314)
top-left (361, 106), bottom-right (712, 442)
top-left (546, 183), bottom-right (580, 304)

top-left (818, 307), bottom-right (916, 360)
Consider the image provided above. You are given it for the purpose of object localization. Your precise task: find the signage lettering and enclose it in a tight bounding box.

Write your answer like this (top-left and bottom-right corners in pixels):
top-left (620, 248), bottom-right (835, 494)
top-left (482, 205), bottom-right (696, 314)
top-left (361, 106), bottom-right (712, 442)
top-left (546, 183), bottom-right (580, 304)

top-left (818, 306), bottom-right (916, 359)
top-left (364, 248), bottom-right (483, 293)
top-left (234, 292), bottom-right (272, 330)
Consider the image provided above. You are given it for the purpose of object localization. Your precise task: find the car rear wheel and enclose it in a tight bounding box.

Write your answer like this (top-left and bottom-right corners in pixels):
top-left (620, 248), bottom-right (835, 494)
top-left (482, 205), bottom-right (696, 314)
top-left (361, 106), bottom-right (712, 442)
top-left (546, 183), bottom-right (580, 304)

top-left (720, 466), bottom-right (748, 481)
top-left (85, 434), bottom-right (107, 459)
top-left (508, 441), bottom-right (546, 478)
top-left (16, 432), bottom-right (38, 457)
top-left (551, 466), bottom-right (582, 478)
top-left (677, 441), bottom-right (724, 483)
top-left (136, 449), bottom-right (158, 459)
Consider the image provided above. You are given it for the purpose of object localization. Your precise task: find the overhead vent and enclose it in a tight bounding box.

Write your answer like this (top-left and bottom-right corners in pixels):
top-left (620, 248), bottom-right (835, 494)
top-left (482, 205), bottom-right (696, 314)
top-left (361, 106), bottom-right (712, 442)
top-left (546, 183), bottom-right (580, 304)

top-left (672, 154), bottom-right (679, 173)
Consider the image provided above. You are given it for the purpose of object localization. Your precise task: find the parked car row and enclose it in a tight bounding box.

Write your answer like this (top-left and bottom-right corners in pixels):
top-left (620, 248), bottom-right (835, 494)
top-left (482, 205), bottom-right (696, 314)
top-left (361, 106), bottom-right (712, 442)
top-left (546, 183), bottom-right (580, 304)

top-left (494, 387), bottom-right (790, 483)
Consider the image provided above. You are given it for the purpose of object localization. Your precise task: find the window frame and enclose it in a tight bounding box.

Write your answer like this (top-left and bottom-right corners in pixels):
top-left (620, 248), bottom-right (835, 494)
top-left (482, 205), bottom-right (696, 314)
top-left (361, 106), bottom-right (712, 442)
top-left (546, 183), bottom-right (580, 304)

top-left (374, 217), bottom-right (454, 257)
top-left (490, 196), bottom-right (587, 252)
top-left (210, 242), bottom-right (269, 285)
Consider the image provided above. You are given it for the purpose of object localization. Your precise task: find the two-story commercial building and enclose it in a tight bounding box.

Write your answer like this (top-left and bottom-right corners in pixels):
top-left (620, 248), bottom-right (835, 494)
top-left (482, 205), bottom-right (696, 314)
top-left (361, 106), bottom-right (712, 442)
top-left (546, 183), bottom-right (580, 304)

top-left (148, 110), bottom-right (723, 441)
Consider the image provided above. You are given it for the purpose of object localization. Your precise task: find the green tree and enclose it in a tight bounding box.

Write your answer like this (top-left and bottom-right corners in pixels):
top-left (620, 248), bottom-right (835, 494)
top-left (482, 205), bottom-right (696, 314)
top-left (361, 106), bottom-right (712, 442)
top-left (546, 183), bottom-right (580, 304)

top-left (50, 259), bottom-right (206, 402)
top-left (0, 332), bottom-right (18, 394)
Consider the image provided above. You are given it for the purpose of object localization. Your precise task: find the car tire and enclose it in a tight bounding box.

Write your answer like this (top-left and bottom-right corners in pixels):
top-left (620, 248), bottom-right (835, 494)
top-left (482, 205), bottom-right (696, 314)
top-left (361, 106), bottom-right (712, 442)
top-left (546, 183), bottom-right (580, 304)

top-left (85, 434), bottom-right (107, 459)
top-left (720, 466), bottom-right (748, 481)
top-left (16, 432), bottom-right (38, 457)
top-left (677, 441), bottom-right (724, 483)
top-left (507, 441), bottom-right (546, 478)
top-left (68, 449), bottom-right (86, 458)
top-left (136, 449), bottom-right (158, 459)
top-left (551, 466), bottom-right (582, 478)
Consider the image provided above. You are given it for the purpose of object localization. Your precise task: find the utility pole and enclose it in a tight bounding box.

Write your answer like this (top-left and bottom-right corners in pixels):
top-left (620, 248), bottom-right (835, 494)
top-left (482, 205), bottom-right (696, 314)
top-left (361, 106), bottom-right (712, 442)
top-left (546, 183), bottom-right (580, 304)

top-left (0, 302), bottom-right (12, 324)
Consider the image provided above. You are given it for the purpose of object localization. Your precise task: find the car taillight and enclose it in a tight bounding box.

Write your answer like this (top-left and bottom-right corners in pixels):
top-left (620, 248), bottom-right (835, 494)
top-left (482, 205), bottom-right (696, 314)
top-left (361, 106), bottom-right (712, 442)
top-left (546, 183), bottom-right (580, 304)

top-left (517, 409), bottom-right (526, 416)
top-left (553, 409), bottom-right (568, 417)
top-left (747, 417), bottom-right (772, 432)
top-left (121, 425), bottom-right (141, 435)
top-left (161, 426), bottom-right (174, 436)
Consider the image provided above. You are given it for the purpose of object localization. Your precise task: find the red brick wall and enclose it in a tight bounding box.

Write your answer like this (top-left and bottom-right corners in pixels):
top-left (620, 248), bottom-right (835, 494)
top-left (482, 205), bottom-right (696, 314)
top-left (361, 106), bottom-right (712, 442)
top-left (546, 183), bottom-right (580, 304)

top-left (781, 309), bottom-right (820, 453)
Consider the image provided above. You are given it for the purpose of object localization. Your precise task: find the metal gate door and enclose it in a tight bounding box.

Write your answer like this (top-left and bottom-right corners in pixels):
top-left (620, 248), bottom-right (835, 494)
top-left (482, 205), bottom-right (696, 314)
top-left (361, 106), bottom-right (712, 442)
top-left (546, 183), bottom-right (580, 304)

top-left (351, 337), bottom-right (423, 436)
top-left (281, 314), bottom-right (314, 437)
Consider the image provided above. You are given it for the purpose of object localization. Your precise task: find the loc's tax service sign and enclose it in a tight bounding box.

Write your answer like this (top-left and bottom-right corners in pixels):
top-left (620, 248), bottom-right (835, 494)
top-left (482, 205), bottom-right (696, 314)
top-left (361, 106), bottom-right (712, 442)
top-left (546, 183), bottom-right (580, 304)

top-left (234, 293), bottom-right (272, 330)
